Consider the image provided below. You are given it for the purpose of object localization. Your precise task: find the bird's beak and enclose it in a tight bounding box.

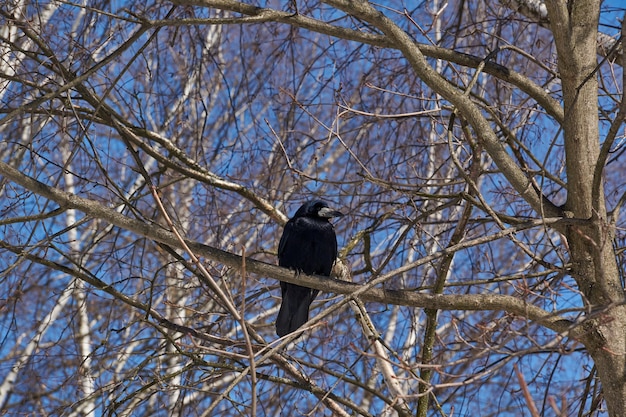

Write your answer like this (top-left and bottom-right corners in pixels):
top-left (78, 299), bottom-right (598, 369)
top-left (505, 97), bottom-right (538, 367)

top-left (318, 207), bottom-right (344, 218)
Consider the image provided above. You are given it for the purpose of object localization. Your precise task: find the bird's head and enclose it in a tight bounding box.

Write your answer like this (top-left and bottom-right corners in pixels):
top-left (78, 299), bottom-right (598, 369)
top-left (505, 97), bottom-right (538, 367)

top-left (294, 200), bottom-right (344, 220)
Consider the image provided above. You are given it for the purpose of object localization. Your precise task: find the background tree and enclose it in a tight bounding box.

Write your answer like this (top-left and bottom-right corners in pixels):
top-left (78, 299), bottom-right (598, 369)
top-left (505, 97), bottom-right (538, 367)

top-left (0, 0), bottom-right (625, 416)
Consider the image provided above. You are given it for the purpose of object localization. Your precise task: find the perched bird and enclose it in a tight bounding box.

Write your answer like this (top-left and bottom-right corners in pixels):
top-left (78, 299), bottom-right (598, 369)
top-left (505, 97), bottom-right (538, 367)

top-left (276, 200), bottom-right (343, 337)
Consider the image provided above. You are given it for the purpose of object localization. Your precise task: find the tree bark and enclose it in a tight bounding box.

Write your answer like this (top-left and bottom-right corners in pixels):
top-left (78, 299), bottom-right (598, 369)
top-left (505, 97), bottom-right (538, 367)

top-left (546, 1), bottom-right (626, 415)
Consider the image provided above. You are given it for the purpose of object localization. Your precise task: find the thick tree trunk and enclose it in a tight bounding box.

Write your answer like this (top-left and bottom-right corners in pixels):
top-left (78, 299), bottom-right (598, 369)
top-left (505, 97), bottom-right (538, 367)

top-left (546, 1), bottom-right (626, 415)
top-left (589, 305), bottom-right (626, 417)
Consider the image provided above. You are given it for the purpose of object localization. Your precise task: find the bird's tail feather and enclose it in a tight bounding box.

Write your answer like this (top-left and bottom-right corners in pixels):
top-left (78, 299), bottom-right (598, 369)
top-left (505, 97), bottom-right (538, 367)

top-left (276, 292), bottom-right (311, 337)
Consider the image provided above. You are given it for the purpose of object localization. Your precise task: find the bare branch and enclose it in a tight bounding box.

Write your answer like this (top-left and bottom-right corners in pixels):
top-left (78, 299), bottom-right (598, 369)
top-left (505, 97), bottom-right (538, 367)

top-left (0, 159), bottom-right (577, 337)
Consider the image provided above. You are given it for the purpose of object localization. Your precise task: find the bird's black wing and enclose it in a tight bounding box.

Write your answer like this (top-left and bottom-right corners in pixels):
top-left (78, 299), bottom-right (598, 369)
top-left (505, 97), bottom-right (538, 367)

top-left (278, 216), bottom-right (337, 276)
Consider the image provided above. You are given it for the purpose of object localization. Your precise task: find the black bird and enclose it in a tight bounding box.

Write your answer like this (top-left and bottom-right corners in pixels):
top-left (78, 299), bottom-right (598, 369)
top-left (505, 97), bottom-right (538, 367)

top-left (276, 200), bottom-right (343, 337)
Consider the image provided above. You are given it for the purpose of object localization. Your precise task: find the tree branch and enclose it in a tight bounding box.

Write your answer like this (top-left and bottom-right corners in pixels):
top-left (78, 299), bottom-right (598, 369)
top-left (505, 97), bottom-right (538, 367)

top-left (0, 159), bottom-right (580, 339)
top-left (322, 0), bottom-right (562, 218)
top-left (169, 0), bottom-right (564, 123)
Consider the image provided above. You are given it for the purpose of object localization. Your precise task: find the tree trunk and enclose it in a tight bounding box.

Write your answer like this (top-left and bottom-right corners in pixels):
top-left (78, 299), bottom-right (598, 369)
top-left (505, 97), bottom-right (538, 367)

top-left (546, 1), bottom-right (626, 415)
